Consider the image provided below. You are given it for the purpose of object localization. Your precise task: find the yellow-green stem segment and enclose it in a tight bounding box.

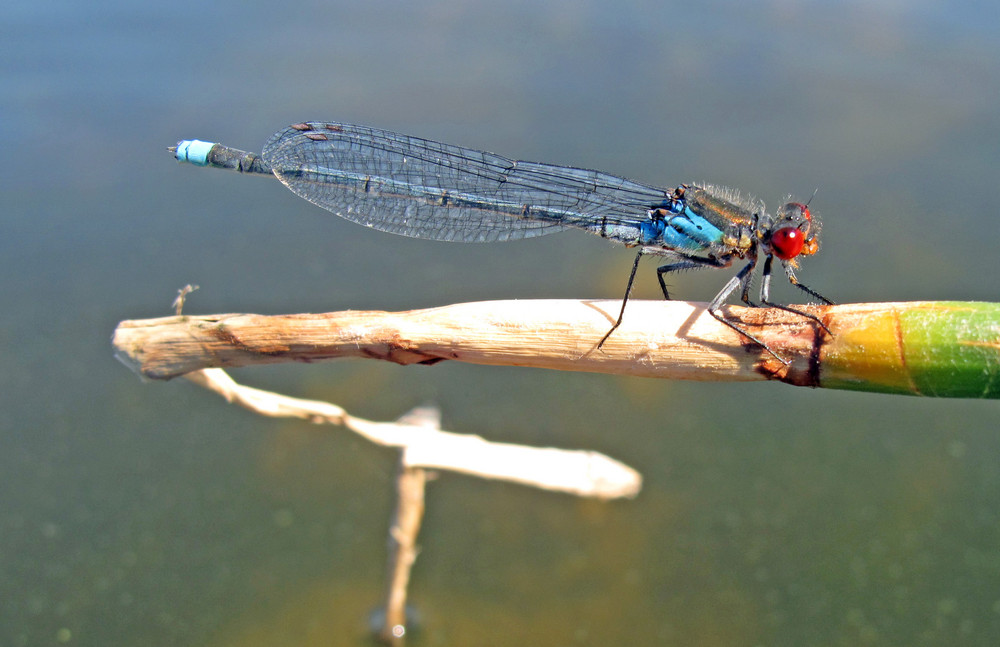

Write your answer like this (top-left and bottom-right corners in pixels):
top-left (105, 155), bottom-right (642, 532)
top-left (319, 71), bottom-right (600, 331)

top-left (820, 301), bottom-right (1000, 398)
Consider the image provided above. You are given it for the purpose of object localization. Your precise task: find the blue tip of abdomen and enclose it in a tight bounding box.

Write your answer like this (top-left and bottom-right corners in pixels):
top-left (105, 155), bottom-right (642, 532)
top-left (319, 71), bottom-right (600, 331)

top-left (173, 140), bottom-right (217, 166)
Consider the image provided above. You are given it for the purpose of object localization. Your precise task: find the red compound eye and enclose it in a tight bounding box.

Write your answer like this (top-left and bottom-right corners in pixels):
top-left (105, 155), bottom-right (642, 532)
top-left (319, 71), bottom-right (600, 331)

top-left (771, 227), bottom-right (805, 260)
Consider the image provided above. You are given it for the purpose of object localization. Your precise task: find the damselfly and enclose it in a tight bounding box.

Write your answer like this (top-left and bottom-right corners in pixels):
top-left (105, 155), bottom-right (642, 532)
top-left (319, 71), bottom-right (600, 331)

top-left (171, 121), bottom-right (833, 362)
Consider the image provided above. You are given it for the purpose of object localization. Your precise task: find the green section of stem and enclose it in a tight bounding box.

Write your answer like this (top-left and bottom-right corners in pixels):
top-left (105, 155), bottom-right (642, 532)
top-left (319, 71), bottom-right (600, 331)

top-left (820, 302), bottom-right (1000, 398)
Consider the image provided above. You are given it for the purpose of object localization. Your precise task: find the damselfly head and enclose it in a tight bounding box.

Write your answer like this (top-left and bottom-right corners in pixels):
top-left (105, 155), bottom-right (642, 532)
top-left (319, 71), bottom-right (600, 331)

top-left (768, 202), bottom-right (820, 260)
top-left (777, 201), bottom-right (812, 223)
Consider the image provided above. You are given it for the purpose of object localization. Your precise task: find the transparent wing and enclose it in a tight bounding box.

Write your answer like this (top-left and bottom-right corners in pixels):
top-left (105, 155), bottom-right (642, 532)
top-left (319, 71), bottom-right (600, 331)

top-left (261, 122), bottom-right (674, 243)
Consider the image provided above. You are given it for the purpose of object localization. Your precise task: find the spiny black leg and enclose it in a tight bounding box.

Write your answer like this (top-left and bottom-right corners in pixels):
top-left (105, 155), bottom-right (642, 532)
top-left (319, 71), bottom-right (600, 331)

top-left (776, 257), bottom-right (833, 305)
top-left (656, 257), bottom-right (726, 300)
top-left (760, 256), bottom-right (833, 335)
top-left (598, 249), bottom-right (644, 348)
top-left (656, 262), bottom-right (687, 300)
top-left (738, 255), bottom-right (759, 307)
top-left (657, 268), bottom-right (671, 300)
top-left (708, 260), bottom-right (789, 364)
top-left (789, 277), bottom-right (835, 305)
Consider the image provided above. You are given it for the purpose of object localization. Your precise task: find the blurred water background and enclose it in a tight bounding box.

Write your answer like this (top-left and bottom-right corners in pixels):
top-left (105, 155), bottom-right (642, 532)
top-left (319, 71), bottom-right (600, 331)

top-left (4, 1), bottom-right (1000, 645)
